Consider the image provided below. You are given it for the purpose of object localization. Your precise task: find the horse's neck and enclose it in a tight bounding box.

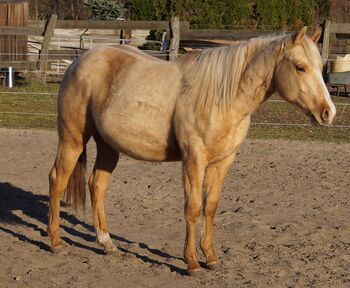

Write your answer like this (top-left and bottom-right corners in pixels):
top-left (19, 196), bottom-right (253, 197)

top-left (177, 39), bottom-right (283, 125)
top-left (230, 39), bottom-right (282, 122)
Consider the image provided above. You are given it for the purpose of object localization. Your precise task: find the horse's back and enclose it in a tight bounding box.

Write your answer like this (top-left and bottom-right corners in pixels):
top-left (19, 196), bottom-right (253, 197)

top-left (58, 46), bottom-right (183, 161)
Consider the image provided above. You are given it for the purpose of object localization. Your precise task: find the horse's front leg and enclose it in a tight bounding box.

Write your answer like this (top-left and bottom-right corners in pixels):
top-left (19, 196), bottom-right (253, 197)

top-left (182, 149), bottom-right (207, 275)
top-left (201, 153), bottom-right (236, 269)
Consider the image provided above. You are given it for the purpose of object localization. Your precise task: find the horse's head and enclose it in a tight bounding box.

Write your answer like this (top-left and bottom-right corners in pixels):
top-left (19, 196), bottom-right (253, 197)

top-left (274, 27), bottom-right (336, 125)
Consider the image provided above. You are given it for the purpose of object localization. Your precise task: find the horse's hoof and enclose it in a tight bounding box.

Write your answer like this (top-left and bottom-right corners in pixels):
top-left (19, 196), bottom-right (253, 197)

top-left (187, 268), bottom-right (204, 277)
top-left (51, 245), bottom-right (64, 254)
top-left (205, 261), bottom-right (223, 271)
top-left (104, 247), bottom-right (117, 255)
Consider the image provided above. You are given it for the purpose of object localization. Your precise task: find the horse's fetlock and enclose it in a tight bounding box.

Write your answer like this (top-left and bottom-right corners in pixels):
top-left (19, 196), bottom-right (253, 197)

top-left (200, 240), bottom-right (214, 256)
top-left (187, 259), bottom-right (201, 272)
top-left (200, 240), bottom-right (210, 251)
top-left (47, 226), bottom-right (59, 237)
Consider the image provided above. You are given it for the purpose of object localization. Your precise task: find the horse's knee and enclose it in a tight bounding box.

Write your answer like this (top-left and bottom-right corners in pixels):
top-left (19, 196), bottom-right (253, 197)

top-left (185, 200), bottom-right (201, 222)
top-left (204, 200), bottom-right (218, 217)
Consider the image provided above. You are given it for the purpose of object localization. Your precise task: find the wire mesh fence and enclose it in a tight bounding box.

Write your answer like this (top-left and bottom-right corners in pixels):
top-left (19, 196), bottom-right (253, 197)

top-left (0, 31), bottom-right (349, 135)
top-left (0, 90), bottom-right (349, 129)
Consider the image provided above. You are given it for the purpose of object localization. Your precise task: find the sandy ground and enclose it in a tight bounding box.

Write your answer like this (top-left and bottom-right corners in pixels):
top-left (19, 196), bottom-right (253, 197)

top-left (0, 128), bottom-right (349, 288)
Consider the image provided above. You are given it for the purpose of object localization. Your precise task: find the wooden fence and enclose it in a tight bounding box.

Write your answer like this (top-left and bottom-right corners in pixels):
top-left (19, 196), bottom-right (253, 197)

top-left (182, 22), bottom-right (350, 56)
top-left (0, 16), bottom-right (349, 82)
top-left (321, 20), bottom-right (350, 60)
top-left (0, 15), bottom-right (184, 80)
top-left (0, 0), bottom-right (28, 61)
top-left (181, 29), bottom-right (274, 41)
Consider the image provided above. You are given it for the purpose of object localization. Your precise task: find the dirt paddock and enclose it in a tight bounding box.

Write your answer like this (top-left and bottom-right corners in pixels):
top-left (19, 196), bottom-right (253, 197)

top-left (0, 128), bottom-right (349, 287)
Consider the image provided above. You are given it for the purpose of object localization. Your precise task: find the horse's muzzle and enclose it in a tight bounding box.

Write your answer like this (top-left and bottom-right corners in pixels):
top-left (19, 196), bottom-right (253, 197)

top-left (312, 106), bottom-right (336, 126)
top-left (321, 104), bottom-right (336, 125)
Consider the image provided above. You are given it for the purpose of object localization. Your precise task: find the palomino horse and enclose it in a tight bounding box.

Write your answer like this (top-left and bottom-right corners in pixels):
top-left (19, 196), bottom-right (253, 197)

top-left (47, 27), bottom-right (336, 275)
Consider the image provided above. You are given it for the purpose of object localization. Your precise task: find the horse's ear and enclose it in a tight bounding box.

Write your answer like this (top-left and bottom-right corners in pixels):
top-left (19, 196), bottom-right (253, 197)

top-left (293, 26), bottom-right (308, 45)
top-left (308, 27), bottom-right (322, 43)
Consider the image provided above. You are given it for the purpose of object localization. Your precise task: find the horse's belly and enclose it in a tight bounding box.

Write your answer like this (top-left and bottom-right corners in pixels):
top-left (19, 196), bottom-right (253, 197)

top-left (97, 99), bottom-right (181, 162)
top-left (93, 57), bottom-right (183, 161)
top-left (101, 121), bottom-right (180, 161)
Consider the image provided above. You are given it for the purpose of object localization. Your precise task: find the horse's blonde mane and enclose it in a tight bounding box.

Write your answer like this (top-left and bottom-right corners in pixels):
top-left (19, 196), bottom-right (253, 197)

top-left (184, 36), bottom-right (285, 112)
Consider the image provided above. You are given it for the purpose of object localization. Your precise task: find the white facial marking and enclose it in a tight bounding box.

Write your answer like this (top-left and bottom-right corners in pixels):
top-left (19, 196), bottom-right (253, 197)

top-left (315, 69), bottom-right (336, 124)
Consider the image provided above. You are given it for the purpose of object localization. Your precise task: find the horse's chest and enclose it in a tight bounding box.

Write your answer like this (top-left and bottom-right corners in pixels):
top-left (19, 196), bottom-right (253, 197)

top-left (206, 133), bottom-right (237, 161)
top-left (205, 117), bottom-right (251, 162)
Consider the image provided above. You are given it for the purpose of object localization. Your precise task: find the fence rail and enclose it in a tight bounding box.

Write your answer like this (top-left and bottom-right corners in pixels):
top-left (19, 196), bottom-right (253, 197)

top-left (181, 29), bottom-right (274, 41)
top-left (321, 21), bottom-right (350, 60)
top-left (0, 26), bottom-right (43, 36)
top-left (1, 17), bottom-right (350, 83)
top-left (0, 16), bottom-right (183, 80)
top-left (1, 88), bottom-right (350, 133)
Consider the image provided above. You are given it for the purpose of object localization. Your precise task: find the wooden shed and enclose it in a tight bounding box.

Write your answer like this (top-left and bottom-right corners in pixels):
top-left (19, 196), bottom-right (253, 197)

top-left (0, 0), bottom-right (28, 61)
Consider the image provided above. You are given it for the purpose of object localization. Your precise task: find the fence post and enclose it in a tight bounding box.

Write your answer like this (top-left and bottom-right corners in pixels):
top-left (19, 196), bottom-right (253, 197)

top-left (169, 16), bottom-right (180, 61)
top-left (321, 20), bottom-right (331, 63)
top-left (39, 14), bottom-right (57, 81)
top-left (120, 23), bottom-right (132, 45)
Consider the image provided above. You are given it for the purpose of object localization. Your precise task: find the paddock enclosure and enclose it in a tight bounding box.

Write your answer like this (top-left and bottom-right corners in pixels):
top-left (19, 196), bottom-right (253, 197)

top-left (1, 11), bottom-right (350, 287)
top-left (0, 129), bottom-right (349, 287)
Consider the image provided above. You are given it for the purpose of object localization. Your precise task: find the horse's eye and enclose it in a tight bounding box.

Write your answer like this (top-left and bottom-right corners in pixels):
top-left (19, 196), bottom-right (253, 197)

top-left (296, 65), bottom-right (305, 72)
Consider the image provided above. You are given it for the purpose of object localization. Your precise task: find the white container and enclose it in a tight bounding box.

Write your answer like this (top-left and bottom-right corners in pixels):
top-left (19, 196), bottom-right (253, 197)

top-left (331, 54), bottom-right (350, 73)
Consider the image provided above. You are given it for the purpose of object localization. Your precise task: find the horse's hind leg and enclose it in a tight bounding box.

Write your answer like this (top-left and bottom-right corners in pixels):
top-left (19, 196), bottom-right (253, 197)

top-left (48, 131), bottom-right (86, 252)
top-left (201, 153), bottom-right (236, 270)
top-left (88, 133), bottom-right (119, 254)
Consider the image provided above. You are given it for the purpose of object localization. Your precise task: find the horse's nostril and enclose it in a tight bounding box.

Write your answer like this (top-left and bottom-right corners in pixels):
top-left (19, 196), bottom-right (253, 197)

top-left (322, 109), bottom-right (329, 121)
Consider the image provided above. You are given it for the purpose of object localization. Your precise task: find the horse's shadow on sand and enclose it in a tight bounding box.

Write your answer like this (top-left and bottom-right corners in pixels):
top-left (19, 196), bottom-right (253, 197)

top-left (0, 182), bottom-right (187, 275)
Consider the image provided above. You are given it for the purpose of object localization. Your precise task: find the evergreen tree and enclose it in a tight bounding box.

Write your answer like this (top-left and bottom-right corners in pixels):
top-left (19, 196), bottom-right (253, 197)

top-left (27, 0), bottom-right (330, 27)
top-left (130, 0), bottom-right (324, 31)
top-left (130, 0), bottom-right (156, 21)
top-left (85, 0), bottom-right (123, 20)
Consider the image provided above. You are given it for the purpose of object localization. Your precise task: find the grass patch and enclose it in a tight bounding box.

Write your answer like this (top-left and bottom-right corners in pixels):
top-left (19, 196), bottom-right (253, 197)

top-left (0, 80), bottom-right (59, 94)
top-left (248, 125), bottom-right (350, 143)
top-left (1, 82), bottom-right (350, 142)
top-left (0, 81), bottom-right (58, 129)
top-left (249, 94), bottom-right (350, 142)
